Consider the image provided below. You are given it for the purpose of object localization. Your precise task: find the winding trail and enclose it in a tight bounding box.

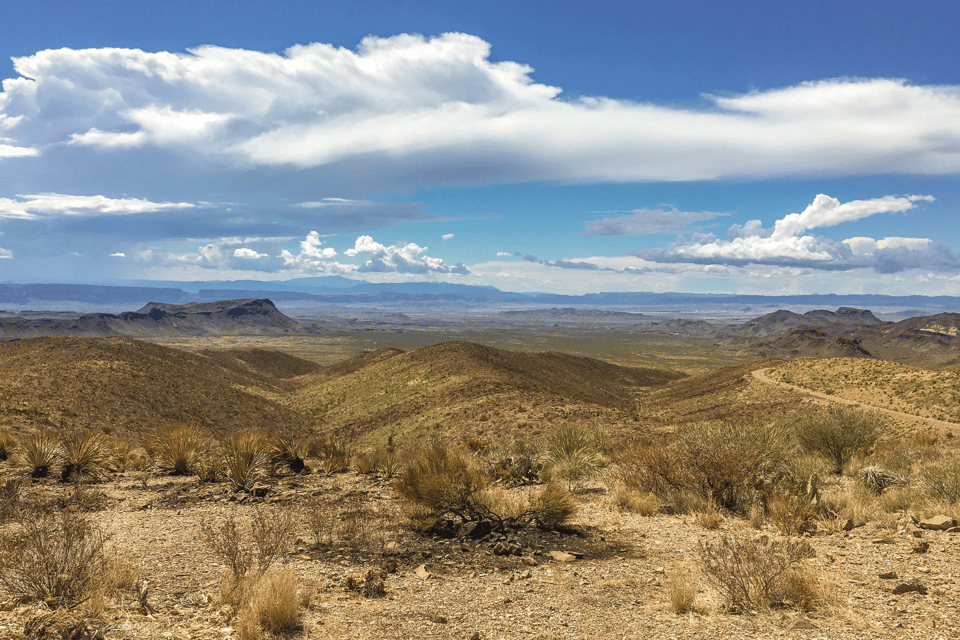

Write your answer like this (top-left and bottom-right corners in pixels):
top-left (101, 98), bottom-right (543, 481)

top-left (751, 367), bottom-right (960, 432)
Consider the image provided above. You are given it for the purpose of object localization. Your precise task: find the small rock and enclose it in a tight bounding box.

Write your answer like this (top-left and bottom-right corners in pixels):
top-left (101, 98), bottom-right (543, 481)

top-left (521, 556), bottom-right (538, 567)
top-left (251, 484), bottom-right (270, 498)
top-left (879, 571), bottom-right (898, 580)
top-left (548, 551), bottom-right (576, 562)
top-left (919, 515), bottom-right (956, 531)
top-left (906, 524), bottom-right (924, 538)
top-left (913, 541), bottom-right (930, 554)
top-left (414, 564), bottom-right (431, 580)
top-left (786, 618), bottom-right (818, 630)
top-left (519, 570), bottom-right (531, 580)
top-left (892, 581), bottom-right (928, 595)
top-left (841, 519), bottom-right (855, 531)
top-left (946, 526), bottom-right (960, 533)
top-left (428, 614), bottom-right (448, 624)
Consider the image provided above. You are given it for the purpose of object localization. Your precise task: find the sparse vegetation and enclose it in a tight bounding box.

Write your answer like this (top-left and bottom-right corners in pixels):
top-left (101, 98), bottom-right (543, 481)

top-left (16, 431), bottom-right (61, 478)
top-left (222, 431), bottom-right (271, 491)
top-left (542, 426), bottom-right (603, 491)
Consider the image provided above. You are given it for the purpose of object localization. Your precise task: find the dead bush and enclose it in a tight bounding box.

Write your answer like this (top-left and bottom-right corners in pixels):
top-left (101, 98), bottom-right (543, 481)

top-left (0, 507), bottom-right (109, 605)
top-left (345, 568), bottom-right (387, 598)
top-left (855, 465), bottom-right (907, 494)
top-left (694, 501), bottom-right (724, 530)
top-left (485, 438), bottom-right (542, 486)
top-left (302, 495), bottom-right (337, 547)
top-left (0, 428), bottom-right (16, 460)
top-left (201, 514), bottom-right (253, 580)
top-left (698, 534), bottom-right (816, 610)
top-left (394, 443), bottom-right (489, 522)
top-left (918, 462), bottom-right (960, 503)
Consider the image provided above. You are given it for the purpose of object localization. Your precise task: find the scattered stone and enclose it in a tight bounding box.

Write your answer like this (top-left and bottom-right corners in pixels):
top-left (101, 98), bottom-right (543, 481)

top-left (493, 542), bottom-right (522, 556)
top-left (841, 519), bottom-right (855, 531)
top-left (906, 524), bottom-right (924, 538)
top-left (519, 570), bottom-right (531, 580)
top-left (414, 564), bottom-right (431, 580)
top-left (919, 515), bottom-right (956, 531)
top-left (879, 571), bottom-right (899, 580)
top-left (345, 569), bottom-right (387, 598)
top-left (460, 520), bottom-right (493, 541)
top-left (548, 551), bottom-right (576, 562)
top-left (913, 541), bottom-right (930, 554)
top-left (428, 614), bottom-right (448, 624)
top-left (521, 556), bottom-right (538, 567)
top-left (250, 484), bottom-right (270, 498)
top-left (892, 581), bottom-right (928, 595)
top-left (382, 560), bottom-right (398, 573)
top-left (786, 618), bottom-right (818, 631)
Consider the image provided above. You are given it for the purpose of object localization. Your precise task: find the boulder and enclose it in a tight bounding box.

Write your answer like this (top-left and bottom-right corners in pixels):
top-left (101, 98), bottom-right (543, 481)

top-left (919, 515), bottom-right (956, 531)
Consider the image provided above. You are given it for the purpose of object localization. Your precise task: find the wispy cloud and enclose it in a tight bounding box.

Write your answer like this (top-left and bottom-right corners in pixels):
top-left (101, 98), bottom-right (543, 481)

top-left (2, 36), bottom-right (959, 188)
top-left (582, 208), bottom-right (729, 236)
top-left (0, 193), bottom-right (194, 220)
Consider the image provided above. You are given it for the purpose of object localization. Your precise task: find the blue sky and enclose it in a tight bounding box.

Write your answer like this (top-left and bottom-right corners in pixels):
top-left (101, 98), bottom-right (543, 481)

top-left (1, 0), bottom-right (959, 295)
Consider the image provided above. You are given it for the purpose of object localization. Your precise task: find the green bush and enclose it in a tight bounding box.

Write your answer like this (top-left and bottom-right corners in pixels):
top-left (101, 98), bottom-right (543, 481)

top-left (790, 406), bottom-right (878, 473)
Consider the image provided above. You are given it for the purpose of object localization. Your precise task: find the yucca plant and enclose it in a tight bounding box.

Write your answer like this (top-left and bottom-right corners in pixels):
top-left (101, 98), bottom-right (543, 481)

top-left (107, 437), bottom-right (134, 473)
top-left (60, 430), bottom-right (110, 482)
top-left (16, 431), bottom-right (62, 478)
top-left (311, 436), bottom-right (351, 475)
top-left (543, 426), bottom-right (602, 491)
top-left (271, 436), bottom-right (308, 473)
top-left (0, 428), bottom-right (16, 461)
top-left (151, 424), bottom-right (206, 476)
top-left (223, 431), bottom-right (271, 492)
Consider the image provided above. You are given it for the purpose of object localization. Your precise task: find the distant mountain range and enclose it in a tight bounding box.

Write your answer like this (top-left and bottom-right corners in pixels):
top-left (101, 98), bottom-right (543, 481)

top-left (2, 280), bottom-right (960, 312)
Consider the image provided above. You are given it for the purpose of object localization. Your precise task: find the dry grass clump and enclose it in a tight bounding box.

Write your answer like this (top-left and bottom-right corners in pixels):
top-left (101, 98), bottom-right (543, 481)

top-left (484, 438), bottom-right (542, 486)
top-left (311, 436), bottom-right (352, 475)
top-left (855, 465), bottom-right (907, 494)
top-left (16, 431), bottom-right (61, 478)
top-left (694, 501), bottom-right (724, 530)
top-left (698, 534), bottom-right (818, 611)
top-left (201, 507), bottom-right (296, 583)
top-left (150, 424), bottom-right (206, 475)
top-left (235, 566), bottom-right (302, 640)
top-left (271, 435), bottom-right (308, 473)
top-left (0, 507), bottom-right (109, 605)
top-left (608, 483), bottom-right (659, 515)
top-left (918, 461), bottom-right (960, 504)
top-left (665, 564), bottom-right (700, 613)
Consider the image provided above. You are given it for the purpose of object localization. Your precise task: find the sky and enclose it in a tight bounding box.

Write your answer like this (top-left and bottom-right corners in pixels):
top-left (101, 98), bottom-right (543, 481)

top-left (1, 0), bottom-right (959, 296)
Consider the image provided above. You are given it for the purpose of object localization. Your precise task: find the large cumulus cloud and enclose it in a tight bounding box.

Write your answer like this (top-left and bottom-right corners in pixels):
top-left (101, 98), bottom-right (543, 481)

top-left (635, 194), bottom-right (956, 273)
top-left (1, 34), bottom-right (959, 189)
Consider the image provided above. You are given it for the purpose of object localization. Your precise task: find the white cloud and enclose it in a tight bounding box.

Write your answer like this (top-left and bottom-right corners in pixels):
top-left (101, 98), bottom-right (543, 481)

top-left (0, 193), bottom-right (195, 219)
top-left (496, 251), bottom-right (512, 257)
top-left (0, 246), bottom-right (11, 259)
top-left (109, 252), bottom-right (126, 257)
top-left (299, 231), bottom-right (337, 259)
top-left (442, 233), bottom-right (454, 240)
top-left (0, 143), bottom-right (37, 158)
top-left (233, 247), bottom-right (267, 259)
top-left (582, 208), bottom-right (729, 236)
top-left (2, 36), bottom-right (960, 185)
top-left (636, 194), bottom-right (954, 273)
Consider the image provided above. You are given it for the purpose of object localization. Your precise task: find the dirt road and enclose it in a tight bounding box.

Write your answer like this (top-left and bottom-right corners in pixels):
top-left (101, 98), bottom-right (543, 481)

top-left (751, 367), bottom-right (960, 434)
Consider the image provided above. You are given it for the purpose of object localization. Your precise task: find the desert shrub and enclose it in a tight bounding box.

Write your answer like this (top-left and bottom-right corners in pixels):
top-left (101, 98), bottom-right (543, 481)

top-left (665, 564), bottom-right (699, 613)
top-left (354, 452), bottom-right (378, 474)
top-left (675, 421), bottom-right (793, 514)
top-left (251, 507), bottom-right (296, 574)
top-left (918, 462), bottom-right (960, 503)
top-left (0, 478), bottom-right (24, 524)
top-left (106, 437), bottom-right (133, 473)
top-left (311, 436), bottom-right (352, 475)
top-left (394, 443), bottom-right (489, 521)
top-left (222, 431), bottom-right (271, 491)
top-left (236, 566), bottom-right (301, 640)
top-left (16, 431), bottom-right (62, 478)
top-left (475, 487), bottom-right (530, 522)
top-left (152, 424), bottom-right (206, 475)
top-left (59, 430), bottom-right (110, 482)
top-left (0, 428), bottom-right (16, 460)
top-left (0, 508), bottom-right (109, 605)
top-left (790, 406), bottom-right (878, 473)
top-left (374, 449), bottom-right (402, 477)
top-left (611, 438), bottom-right (686, 496)
top-left (542, 426), bottom-right (602, 490)
top-left (529, 481), bottom-right (577, 530)
top-left (194, 451), bottom-right (224, 483)
top-left (698, 534), bottom-right (816, 610)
